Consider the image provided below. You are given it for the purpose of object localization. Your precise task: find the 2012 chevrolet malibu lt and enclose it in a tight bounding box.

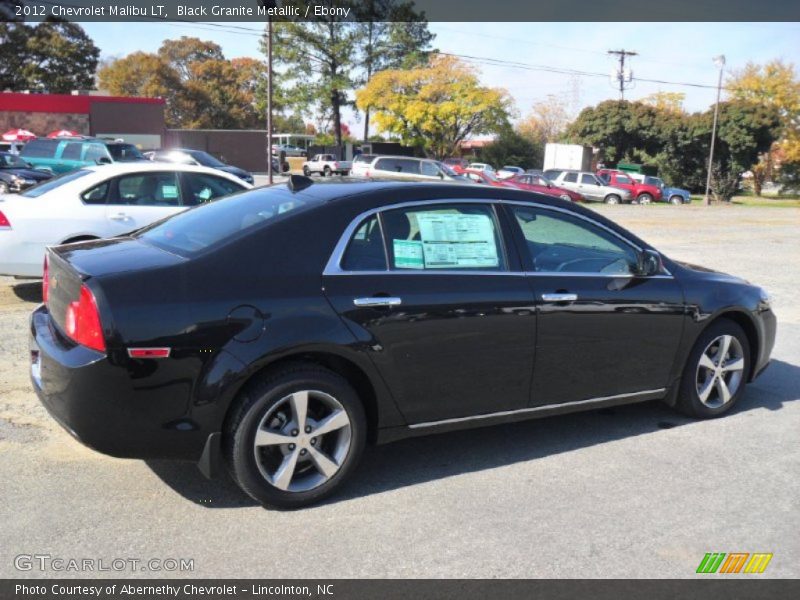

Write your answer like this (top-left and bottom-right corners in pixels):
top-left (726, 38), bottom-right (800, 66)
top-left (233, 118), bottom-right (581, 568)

top-left (30, 178), bottom-right (776, 508)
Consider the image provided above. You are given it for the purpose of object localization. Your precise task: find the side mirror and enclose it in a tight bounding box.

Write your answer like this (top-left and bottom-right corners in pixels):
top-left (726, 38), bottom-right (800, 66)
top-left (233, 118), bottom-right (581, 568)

top-left (96, 157), bottom-right (112, 165)
top-left (636, 249), bottom-right (662, 277)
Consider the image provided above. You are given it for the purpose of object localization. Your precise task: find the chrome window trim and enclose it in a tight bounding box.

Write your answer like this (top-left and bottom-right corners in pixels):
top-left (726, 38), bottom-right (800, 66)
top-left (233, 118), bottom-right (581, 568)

top-left (408, 388), bottom-right (667, 430)
top-left (322, 197), bottom-right (673, 279)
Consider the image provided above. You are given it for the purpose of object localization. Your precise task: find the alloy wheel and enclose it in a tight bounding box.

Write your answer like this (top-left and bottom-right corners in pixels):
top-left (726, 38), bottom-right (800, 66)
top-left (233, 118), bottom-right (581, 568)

top-left (695, 334), bottom-right (745, 408)
top-left (253, 390), bottom-right (352, 493)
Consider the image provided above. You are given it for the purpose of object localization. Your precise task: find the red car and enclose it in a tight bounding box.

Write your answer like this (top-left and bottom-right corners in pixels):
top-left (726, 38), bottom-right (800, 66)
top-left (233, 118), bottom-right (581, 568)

top-left (508, 173), bottom-right (584, 202)
top-left (596, 169), bottom-right (663, 204)
top-left (443, 157), bottom-right (470, 174)
top-left (464, 168), bottom-right (519, 188)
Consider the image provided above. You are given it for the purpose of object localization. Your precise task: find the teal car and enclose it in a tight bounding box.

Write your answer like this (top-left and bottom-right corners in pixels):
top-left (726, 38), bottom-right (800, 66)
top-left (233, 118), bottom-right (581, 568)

top-left (20, 138), bottom-right (146, 175)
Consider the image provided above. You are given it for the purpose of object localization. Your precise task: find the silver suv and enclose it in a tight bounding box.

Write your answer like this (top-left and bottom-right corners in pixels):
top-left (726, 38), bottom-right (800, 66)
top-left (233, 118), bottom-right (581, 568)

top-left (551, 170), bottom-right (632, 204)
top-left (359, 155), bottom-right (468, 182)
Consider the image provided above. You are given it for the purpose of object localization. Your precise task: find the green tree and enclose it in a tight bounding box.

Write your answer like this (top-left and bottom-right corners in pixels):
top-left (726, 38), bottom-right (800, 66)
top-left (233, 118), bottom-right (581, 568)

top-left (0, 21), bottom-right (99, 93)
top-left (480, 127), bottom-right (542, 170)
top-left (356, 54), bottom-right (511, 159)
top-left (268, 2), bottom-right (362, 148)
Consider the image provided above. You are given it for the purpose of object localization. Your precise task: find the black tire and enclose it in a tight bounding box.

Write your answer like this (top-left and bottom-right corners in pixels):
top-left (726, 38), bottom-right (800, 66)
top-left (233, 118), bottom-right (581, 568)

top-left (637, 193), bottom-right (653, 204)
top-left (670, 195), bottom-right (683, 205)
top-left (283, 162), bottom-right (290, 173)
top-left (0, 181), bottom-right (9, 194)
top-left (302, 166), bottom-right (310, 177)
top-left (604, 194), bottom-right (621, 204)
top-left (224, 363), bottom-right (367, 509)
top-left (675, 319), bottom-right (751, 419)
top-left (323, 166), bottom-right (332, 177)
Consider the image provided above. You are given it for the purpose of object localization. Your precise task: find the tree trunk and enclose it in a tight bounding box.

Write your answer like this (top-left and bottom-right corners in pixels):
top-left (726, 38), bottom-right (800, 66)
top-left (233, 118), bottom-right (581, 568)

top-left (332, 88), bottom-right (343, 153)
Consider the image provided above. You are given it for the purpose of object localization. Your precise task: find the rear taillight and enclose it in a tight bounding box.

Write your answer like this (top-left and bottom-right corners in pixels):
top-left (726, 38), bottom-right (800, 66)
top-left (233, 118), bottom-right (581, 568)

top-left (65, 284), bottom-right (105, 352)
top-left (0, 210), bottom-right (10, 228)
top-left (333, 162), bottom-right (340, 169)
top-left (365, 169), bottom-right (371, 177)
top-left (42, 256), bottom-right (49, 304)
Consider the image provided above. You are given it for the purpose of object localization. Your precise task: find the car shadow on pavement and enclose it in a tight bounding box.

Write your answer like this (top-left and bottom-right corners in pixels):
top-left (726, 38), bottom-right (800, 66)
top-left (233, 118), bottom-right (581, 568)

top-left (145, 359), bottom-right (800, 509)
top-left (12, 281), bottom-right (42, 303)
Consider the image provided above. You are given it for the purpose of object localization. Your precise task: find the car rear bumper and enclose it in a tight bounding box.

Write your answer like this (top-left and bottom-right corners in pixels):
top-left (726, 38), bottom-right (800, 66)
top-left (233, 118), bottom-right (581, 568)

top-left (30, 305), bottom-right (207, 460)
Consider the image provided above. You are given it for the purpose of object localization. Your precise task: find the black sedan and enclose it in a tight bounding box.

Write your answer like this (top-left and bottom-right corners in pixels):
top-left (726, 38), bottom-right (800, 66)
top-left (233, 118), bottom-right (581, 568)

top-left (149, 148), bottom-right (257, 185)
top-left (30, 178), bottom-right (776, 508)
top-left (0, 152), bottom-right (52, 193)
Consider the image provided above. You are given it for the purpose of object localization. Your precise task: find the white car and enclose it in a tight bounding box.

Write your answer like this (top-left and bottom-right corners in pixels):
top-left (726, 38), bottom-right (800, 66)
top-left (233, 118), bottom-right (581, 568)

top-left (468, 162), bottom-right (494, 173)
top-left (0, 162), bottom-right (250, 278)
top-left (496, 166), bottom-right (524, 179)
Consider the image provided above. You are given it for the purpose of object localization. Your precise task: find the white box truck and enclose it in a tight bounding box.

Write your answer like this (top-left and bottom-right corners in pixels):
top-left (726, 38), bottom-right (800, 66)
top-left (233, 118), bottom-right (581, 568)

top-left (543, 143), bottom-right (593, 171)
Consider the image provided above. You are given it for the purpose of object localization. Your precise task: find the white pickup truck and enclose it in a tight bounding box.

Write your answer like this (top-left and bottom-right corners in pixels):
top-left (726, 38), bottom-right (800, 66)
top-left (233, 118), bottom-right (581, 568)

top-left (302, 154), bottom-right (352, 176)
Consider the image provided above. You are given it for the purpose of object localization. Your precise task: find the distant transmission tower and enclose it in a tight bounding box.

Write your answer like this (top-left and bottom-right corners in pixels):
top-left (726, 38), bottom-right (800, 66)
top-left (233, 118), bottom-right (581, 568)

top-left (608, 49), bottom-right (638, 100)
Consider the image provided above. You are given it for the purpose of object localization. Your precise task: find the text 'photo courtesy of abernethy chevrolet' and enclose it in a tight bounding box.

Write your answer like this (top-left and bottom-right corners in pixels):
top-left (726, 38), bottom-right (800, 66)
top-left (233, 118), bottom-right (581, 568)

top-left (2, 0), bottom-right (799, 591)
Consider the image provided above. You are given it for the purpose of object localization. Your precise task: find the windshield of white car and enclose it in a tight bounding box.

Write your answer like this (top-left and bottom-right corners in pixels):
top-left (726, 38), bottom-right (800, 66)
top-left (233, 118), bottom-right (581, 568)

top-left (20, 169), bottom-right (92, 198)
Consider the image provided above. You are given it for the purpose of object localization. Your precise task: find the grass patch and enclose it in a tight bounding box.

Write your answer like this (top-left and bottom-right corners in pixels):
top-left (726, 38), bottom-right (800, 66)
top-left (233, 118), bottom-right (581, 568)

top-left (688, 195), bottom-right (800, 207)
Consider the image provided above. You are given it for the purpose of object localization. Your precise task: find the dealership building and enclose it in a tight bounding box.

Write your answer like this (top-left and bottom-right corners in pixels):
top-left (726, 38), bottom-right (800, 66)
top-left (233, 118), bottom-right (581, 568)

top-left (0, 91), bottom-right (166, 150)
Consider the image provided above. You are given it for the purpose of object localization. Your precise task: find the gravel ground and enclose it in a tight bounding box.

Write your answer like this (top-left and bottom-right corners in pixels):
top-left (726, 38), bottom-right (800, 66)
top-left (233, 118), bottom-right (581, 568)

top-left (0, 204), bottom-right (798, 579)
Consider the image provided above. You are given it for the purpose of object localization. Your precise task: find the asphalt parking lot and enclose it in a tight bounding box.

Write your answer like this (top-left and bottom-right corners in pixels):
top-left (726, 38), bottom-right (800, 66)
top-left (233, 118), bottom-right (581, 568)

top-left (0, 204), bottom-right (798, 578)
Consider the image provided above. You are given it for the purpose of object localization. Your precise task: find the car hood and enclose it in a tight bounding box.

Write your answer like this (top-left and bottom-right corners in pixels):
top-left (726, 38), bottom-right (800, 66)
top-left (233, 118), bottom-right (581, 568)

top-left (672, 259), bottom-right (748, 284)
top-left (1, 168), bottom-right (52, 180)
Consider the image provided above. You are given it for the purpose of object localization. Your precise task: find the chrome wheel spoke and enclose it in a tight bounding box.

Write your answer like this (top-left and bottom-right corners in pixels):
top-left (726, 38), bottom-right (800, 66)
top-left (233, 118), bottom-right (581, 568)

top-left (699, 353), bottom-right (716, 371)
top-left (308, 446), bottom-right (339, 479)
top-left (311, 409), bottom-right (349, 437)
top-left (715, 377), bottom-right (732, 404)
top-left (290, 391), bottom-right (309, 431)
top-left (722, 357), bottom-right (744, 373)
top-left (272, 449), bottom-right (300, 491)
top-left (717, 335), bottom-right (732, 363)
top-left (255, 429), bottom-right (294, 447)
top-left (698, 377), bottom-right (715, 403)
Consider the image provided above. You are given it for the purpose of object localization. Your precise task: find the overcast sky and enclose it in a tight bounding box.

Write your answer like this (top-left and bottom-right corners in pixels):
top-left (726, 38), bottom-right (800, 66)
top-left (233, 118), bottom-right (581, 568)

top-left (83, 21), bottom-right (800, 129)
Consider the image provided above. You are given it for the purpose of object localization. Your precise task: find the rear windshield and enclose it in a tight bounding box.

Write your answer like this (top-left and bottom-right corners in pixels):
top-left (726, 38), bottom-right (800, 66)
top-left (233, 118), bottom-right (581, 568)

top-left (137, 187), bottom-right (315, 255)
top-left (353, 154), bottom-right (376, 163)
top-left (20, 169), bottom-right (92, 197)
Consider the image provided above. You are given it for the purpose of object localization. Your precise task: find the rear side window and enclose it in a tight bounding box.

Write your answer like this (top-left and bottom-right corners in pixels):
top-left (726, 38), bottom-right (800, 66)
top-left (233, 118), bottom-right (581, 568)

top-left (420, 161), bottom-right (440, 177)
top-left (138, 187), bottom-right (310, 255)
top-left (181, 172), bottom-right (245, 206)
top-left (21, 139), bottom-right (58, 158)
top-left (382, 204), bottom-right (505, 271)
top-left (20, 169), bottom-right (92, 198)
top-left (341, 215), bottom-right (386, 271)
top-left (563, 172), bottom-right (578, 183)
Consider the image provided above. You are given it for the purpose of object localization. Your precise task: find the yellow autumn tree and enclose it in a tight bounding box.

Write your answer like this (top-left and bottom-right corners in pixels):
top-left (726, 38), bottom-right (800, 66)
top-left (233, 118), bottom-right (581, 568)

top-left (641, 91), bottom-right (686, 113)
top-left (356, 54), bottom-right (512, 158)
top-left (728, 59), bottom-right (800, 193)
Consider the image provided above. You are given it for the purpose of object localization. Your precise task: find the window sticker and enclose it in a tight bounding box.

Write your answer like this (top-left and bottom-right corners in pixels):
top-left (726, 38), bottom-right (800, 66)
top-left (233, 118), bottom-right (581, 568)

top-left (415, 213), bottom-right (499, 268)
top-left (197, 187), bottom-right (212, 201)
top-left (162, 184), bottom-right (179, 199)
top-left (393, 239), bottom-right (424, 269)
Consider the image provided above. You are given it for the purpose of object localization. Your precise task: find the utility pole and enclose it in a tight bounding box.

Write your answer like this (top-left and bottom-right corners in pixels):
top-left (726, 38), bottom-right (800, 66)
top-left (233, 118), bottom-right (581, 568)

top-left (608, 49), bottom-right (637, 100)
top-left (260, 1), bottom-right (283, 185)
top-left (703, 55), bottom-right (726, 206)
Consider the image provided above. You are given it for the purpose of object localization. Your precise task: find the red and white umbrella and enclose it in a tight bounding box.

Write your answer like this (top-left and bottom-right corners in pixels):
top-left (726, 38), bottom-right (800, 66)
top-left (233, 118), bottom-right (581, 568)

top-left (47, 129), bottom-right (80, 138)
top-left (2, 128), bottom-right (36, 141)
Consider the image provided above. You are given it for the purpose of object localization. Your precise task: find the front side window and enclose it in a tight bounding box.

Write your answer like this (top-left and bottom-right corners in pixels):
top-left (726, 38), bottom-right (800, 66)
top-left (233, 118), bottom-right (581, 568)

top-left (420, 161), bottom-right (440, 177)
top-left (60, 142), bottom-right (83, 160)
top-left (511, 206), bottom-right (638, 275)
top-left (563, 172), bottom-right (578, 183)
top-left (382, 204), bottom-right (505, 271)
top-left (110, 172), bottom-right (182, 206)
top-left (581, 174), bottom-right (597, 185)
top-left (84, 144), bottom-right (110, 162)
top-left (341, 215), bottom-right (386, 271)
